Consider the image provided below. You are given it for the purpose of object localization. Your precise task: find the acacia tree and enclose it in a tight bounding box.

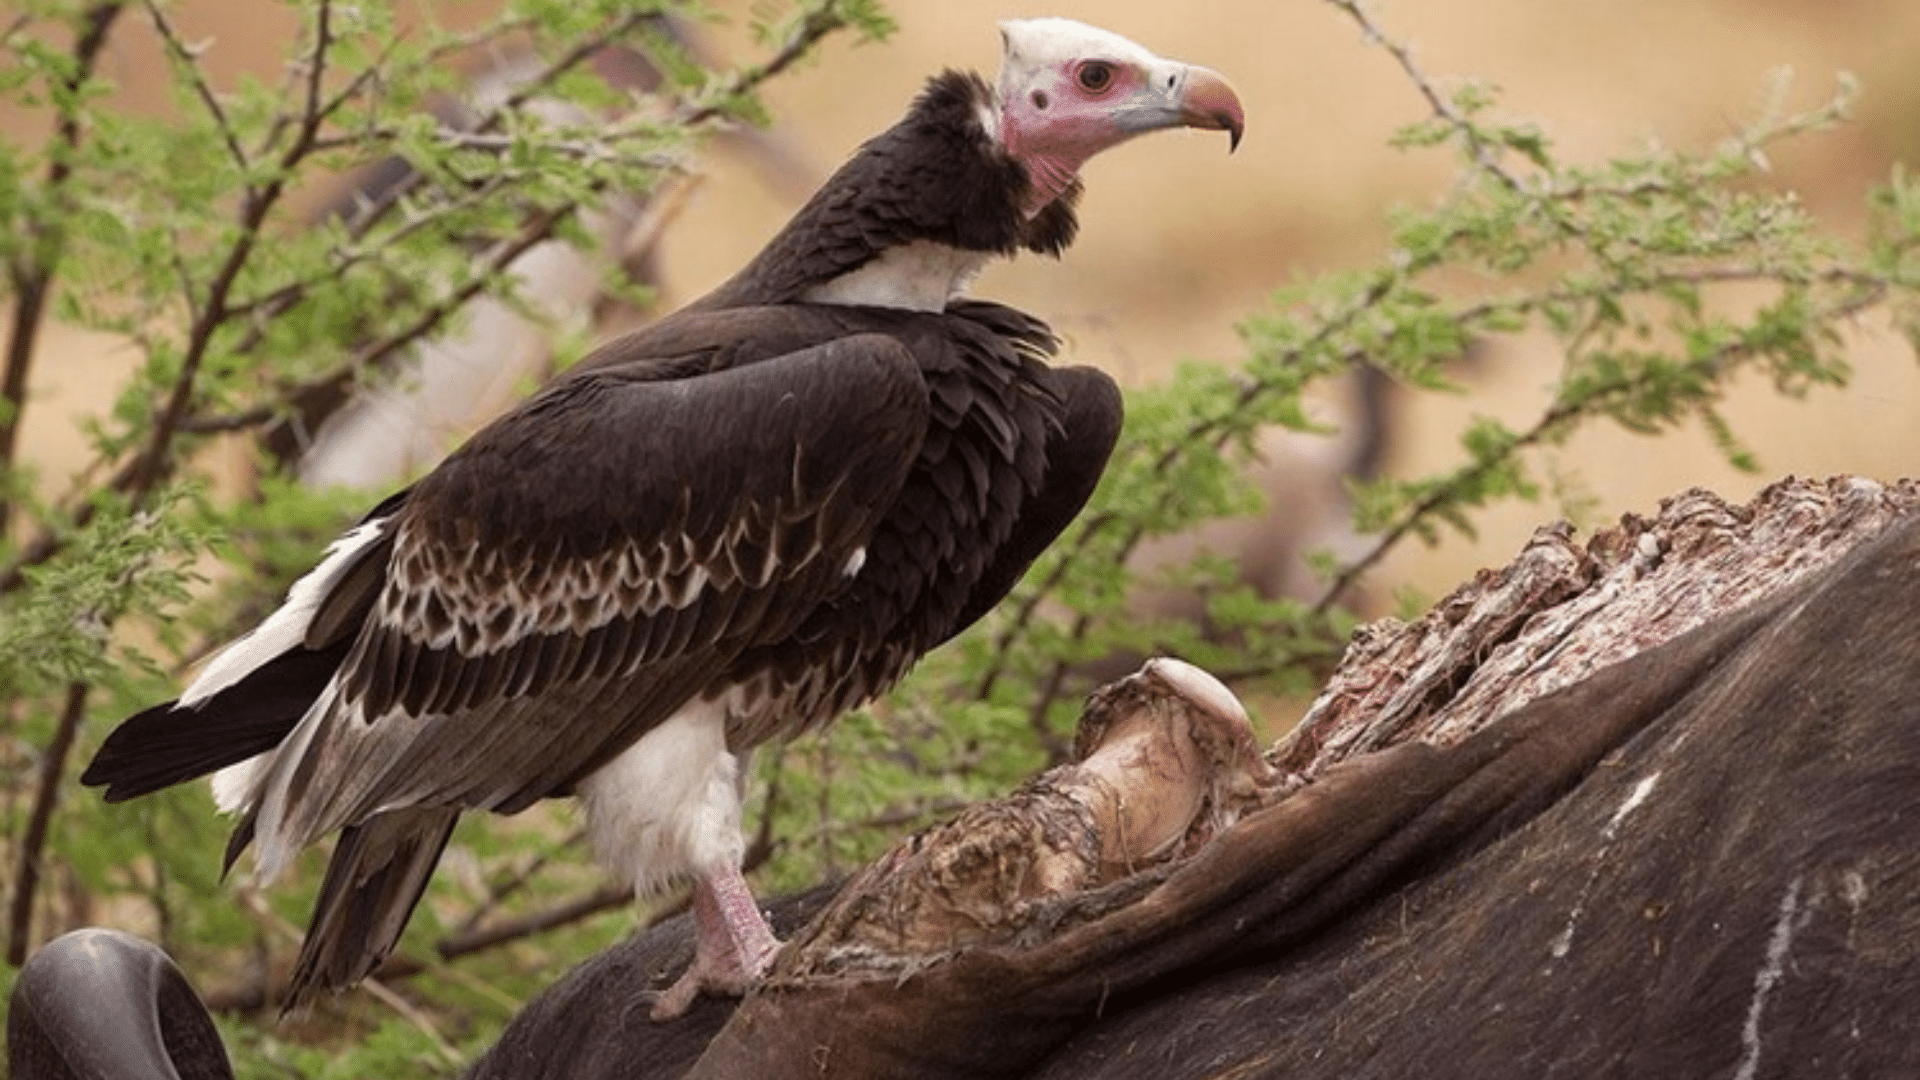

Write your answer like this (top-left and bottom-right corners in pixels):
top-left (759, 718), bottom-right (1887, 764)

top-left (0, 0), bottom-right (888, 1066)
top-left (3, 0), bottom-right (1918, 1072)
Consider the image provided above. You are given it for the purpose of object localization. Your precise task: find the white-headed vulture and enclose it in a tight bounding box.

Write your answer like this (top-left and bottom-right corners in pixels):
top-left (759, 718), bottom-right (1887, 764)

top-left (83, 17), bottom-right (1245, 1017)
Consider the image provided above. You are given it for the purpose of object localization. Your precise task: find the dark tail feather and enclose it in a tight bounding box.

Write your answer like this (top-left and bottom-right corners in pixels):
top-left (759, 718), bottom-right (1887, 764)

top-left (81, 642), bottom-right (348, 803)
top-left (222, 812), bottom-right (259, 879)
top-left (282, 806), bottom-right (460, 1012)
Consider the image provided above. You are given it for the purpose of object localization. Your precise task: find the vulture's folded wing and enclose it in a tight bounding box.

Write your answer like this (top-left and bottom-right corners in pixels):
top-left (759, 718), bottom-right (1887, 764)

top-left (241, 333), bottom-right (931, 870)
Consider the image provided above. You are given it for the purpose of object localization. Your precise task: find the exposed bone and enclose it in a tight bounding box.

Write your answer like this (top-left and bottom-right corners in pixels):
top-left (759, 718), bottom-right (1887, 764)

top-left (770, 657), bottom-right (1283, 983)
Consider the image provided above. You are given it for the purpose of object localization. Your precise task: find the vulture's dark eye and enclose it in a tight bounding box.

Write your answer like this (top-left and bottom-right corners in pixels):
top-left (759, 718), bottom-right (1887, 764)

top-left (1077, 62), bottom-right (1115, 93)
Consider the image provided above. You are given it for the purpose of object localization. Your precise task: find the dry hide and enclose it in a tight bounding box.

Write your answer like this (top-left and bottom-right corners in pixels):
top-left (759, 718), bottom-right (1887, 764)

top-left (12, 475), bottom-right (1920, 1079)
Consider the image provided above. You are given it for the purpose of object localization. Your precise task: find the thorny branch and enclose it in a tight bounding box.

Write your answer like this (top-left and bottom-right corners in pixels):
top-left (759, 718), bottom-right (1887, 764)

top-left (1314, 278), bottom-right (1894, 607)
top-left (1325, 0), bottom-right (1524, 191)
top-left (0, 0), bottom-right (853, 978)
top-left (973, 0), bottom-right (1895, 737)
top-left (144, 0), bottom-right (249, 173)
top-left (0, 0), bottom-right (854, 595)
top-left (0, 3), bottom-right (123, 538)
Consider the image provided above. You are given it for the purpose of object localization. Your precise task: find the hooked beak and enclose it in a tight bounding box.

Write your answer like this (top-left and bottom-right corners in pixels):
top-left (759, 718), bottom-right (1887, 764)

top-left (1176, 64), bottom-right (1246, 151)
top-left (1117, 63), bottom-right (1246, 151)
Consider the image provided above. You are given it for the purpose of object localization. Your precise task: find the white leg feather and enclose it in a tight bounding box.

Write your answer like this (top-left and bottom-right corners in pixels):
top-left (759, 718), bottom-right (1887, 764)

top-left (575, 697), bottom-right (747, 897)
top-left (574, 695), bottom-right (787, 1019)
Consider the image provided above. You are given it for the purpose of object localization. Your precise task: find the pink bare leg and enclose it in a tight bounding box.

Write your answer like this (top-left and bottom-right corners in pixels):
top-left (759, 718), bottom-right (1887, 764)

top-left (650, 861), bottom-right (781, 1020)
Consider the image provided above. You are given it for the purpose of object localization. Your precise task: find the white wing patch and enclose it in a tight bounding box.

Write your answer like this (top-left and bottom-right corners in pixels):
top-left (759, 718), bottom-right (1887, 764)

top-left (219, 679), bottom-right (413, 883)
top-left (211, 677), bottom-right (345, 871)
top-left (181, 519), bottom-right (390, 708)
top-left (210, 755), bottom-right (264, 816)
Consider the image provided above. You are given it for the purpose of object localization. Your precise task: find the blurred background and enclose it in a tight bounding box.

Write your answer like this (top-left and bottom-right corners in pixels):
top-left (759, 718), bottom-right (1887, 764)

top-left (10, 0), bottom-right (1920, 601)
top-left (4, 1), bottom-right (1918, 1052)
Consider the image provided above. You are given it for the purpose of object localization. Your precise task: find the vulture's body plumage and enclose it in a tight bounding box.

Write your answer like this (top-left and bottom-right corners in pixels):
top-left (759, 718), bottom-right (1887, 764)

top-left (83, 18), bottom-right (1243, 1016)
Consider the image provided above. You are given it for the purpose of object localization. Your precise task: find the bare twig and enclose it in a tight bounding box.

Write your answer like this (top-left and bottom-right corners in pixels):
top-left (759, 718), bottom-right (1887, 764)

top-left (228, 891), bottom-right (462, 1062)
top-left (451, 826), bottom-right (590, 938)
top-left (0, 2), bottom-right (853, 597)
top-left (143, 0), bottom-right (249, 173)
top-left (973, 276), bottom-right (1392, 704)
top-left (299, 0), bottom-right (332, 128)
top-left (1312, 279), bottom-right (1892, 610)
top-left (1324, 0), bottom-right (1523, 191)
top-left (360, 976), bottom-right (465, 1065)
top-left (437, 883), bottom-right (633, 961)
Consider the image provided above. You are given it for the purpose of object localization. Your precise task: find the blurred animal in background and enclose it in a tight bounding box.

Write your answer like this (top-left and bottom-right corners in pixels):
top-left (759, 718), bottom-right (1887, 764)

top-left (268, 17), bottom-right (816, 491)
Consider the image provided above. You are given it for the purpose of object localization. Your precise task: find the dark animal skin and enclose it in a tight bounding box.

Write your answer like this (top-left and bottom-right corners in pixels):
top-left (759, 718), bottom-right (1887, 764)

top-left (20, 503), bottom-right (1920, 1079)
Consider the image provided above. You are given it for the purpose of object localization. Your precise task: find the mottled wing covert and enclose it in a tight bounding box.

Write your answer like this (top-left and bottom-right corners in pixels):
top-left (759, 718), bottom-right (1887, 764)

top-left (253, 334), bottom-right (930, 850)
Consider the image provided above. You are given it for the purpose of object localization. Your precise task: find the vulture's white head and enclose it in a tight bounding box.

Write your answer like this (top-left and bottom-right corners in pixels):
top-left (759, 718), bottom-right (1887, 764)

top-left (995, 18), bottom-right (1245, 216)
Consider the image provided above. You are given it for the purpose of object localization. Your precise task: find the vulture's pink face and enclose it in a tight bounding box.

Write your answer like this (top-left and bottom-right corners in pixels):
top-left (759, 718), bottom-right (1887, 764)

top-left (994, 18), bottom-right (1245, 216)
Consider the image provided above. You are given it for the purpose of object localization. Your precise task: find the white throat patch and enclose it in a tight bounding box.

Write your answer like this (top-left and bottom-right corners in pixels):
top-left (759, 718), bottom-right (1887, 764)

top-left (802, 241), bottom-right (988, 312)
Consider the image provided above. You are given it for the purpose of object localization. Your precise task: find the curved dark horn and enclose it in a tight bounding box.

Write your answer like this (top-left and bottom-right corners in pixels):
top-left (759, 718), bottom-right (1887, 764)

top-left (7, 929), bottom-right (232, 1080)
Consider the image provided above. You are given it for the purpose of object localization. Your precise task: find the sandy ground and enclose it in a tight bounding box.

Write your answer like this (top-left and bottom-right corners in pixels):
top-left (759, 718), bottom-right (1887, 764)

top-left (9, 0), bottom-right (1920, 600)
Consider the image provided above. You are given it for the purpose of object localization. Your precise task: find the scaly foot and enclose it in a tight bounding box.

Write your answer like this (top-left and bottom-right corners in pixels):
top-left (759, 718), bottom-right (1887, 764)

top-left (650, 862), bottom-right (781, 1020)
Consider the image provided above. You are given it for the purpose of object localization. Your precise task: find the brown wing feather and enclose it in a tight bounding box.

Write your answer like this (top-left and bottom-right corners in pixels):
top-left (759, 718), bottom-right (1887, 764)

top-left (252, 334), bottom-right (930, 853)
